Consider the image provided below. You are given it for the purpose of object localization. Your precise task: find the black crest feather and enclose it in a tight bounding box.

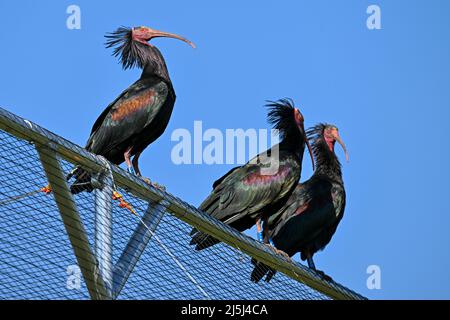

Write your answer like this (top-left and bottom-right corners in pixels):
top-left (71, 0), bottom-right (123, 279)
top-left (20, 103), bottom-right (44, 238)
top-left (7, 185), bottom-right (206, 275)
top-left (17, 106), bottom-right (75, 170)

top-left (306, 123), bottom-right (328, 146)
top-left (266, 98), bottom-right (299, 140)
top-left (105, 27), bottom-right (149, 70)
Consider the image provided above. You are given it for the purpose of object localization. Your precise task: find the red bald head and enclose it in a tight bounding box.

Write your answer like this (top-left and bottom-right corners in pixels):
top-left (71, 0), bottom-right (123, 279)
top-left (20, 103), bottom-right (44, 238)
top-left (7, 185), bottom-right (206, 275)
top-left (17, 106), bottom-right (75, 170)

top-left (131, 26), bottom-right (196, 48)
top-left (324, 125), bottom-right (349, 162)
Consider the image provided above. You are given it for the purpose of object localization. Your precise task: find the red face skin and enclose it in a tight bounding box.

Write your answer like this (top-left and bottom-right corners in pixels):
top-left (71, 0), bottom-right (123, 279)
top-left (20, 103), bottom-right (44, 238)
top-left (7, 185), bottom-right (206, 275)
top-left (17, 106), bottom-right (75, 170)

top-left (324, 127), bottom-right (339, 152)
top-left (132, 27), bottom-right (153, 45)
top-left (131, 26), bottom-right (196, 48)
top-left (323, 126), bottom-right (349, 162)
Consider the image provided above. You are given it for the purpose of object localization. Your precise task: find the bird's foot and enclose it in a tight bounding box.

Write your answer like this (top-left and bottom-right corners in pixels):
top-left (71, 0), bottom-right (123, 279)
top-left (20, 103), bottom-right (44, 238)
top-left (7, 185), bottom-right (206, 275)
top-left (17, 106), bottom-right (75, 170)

top-left (276, 250), bottom-right (292, 261)
top-left (265, 244), bottom-right (291, 261)
top-left (313, 269), bottom-right (333, 282)
top-left (141, 177), bottom-right (166, 191)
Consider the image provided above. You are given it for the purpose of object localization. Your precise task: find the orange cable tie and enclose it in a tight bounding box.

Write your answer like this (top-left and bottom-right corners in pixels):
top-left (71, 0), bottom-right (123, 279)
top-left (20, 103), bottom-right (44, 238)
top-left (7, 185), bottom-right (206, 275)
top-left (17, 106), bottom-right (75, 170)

top-left (40, 185), bottom-right (52, 195)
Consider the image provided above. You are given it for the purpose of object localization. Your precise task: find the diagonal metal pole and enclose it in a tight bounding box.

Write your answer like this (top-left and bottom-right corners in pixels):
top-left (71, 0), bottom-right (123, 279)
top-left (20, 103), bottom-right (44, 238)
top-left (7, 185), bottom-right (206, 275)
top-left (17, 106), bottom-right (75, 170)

top-left (94, 158), bottom-right (114, 298)
top-left (36, 144), bottom-right (110, 300)
top-left (112, 199), bottom-right (167, 299)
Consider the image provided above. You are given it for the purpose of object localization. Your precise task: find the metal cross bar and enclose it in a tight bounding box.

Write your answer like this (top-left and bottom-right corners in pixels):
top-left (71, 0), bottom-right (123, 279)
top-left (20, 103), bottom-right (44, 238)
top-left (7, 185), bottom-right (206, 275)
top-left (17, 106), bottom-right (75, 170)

top-left (94, 158), bottom-right (114, 297)
top-left (35, 144), bottom-right (111, 300)
top-left (113, 199), bottom-right (168, 299)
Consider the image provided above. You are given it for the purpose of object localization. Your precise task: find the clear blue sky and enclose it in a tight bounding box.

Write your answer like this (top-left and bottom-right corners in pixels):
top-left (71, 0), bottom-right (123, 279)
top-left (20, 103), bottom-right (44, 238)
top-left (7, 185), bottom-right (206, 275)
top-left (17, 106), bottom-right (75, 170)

top-left (1, 0), bottom-right (449, 299)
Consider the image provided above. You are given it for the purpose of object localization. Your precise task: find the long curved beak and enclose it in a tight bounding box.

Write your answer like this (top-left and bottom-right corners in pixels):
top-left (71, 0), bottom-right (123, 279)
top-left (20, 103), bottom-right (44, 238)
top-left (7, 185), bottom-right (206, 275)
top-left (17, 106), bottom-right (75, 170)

top-left (150, 30), bottom-right (196, 48)
top-left (335, 134), bottom-right (349, 162)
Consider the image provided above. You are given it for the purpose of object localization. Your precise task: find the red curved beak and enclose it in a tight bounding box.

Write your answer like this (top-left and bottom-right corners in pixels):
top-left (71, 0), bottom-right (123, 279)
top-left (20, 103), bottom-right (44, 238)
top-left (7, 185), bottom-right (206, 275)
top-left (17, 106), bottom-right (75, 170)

top-left (149, 30), bottom-right (196, 48)
top-left (334, 133), bottom-right (349, 162)
top-left (295, 108), bottom-right (315, 171)
top-left (134, 27), bottom-right (196, 48)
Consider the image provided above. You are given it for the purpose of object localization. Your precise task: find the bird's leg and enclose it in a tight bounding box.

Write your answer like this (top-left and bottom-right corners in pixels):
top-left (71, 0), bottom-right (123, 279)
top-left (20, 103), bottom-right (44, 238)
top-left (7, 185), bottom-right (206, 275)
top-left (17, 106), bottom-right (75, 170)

top-left (261, 218), bottom-right (291, 261)
top-left (256, 218), bottom-right (264, 242)
top-left (305, 252), bottom-right (333, 282)
top-left (124, 148), bottom-right (135, 174)
top-left (262, 219), bottom-right (276, 247)
top-left (306, 254), bottom-right (316, 270)
top-left (132, 151), bottom-right (143, 177)
top-left (131, 151), bottom-right (166, 191)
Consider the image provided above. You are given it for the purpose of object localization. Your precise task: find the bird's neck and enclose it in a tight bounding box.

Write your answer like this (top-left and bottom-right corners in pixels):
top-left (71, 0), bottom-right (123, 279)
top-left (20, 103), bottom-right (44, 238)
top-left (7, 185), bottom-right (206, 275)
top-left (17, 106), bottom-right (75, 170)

top-left (313, 139), bottom-right (343, 182)
top-left (140, 47), bottom-right (171, 84)
top-left (279, 129), bottom-right (305, 160)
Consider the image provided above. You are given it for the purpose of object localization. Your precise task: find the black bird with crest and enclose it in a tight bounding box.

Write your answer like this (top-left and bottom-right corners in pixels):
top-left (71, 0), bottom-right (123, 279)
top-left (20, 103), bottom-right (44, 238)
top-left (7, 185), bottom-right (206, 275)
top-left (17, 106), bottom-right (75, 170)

top-left (190, 99), bottom-right (315, 250)
top-left (250, 124), bottom-right (349, 283)
top-left (68, 26), bottom-right (195, 193)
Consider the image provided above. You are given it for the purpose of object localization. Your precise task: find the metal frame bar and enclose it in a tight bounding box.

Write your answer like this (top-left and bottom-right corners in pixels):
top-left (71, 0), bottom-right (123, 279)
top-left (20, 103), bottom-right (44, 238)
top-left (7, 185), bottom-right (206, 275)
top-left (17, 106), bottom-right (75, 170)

top-left (35, 144), bottom-right (110, 300)
top-left (0, 106), bottom-right (366, 300)
top-left (94, 159), bottom-right (114, 297)
top-left (113, 200), bottom-right (167, 299)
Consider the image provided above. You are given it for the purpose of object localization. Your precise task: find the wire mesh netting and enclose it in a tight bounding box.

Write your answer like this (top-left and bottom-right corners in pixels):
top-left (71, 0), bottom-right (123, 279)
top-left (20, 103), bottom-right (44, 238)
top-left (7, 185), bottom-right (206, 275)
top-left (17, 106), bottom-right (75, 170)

top-left (0, 129), bottom-right (328, 300)
top-left (0, 108), bottom-right (365, 300)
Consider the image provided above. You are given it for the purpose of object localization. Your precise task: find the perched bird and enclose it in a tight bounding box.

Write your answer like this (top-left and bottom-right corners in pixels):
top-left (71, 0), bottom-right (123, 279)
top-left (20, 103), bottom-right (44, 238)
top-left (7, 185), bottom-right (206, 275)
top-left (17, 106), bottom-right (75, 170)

top-left (250, 124), bottom-right (349, 283)
top-left (190, 99), bottom-right (314, 250)
top-left (68, 26), bottom-right (195, 193)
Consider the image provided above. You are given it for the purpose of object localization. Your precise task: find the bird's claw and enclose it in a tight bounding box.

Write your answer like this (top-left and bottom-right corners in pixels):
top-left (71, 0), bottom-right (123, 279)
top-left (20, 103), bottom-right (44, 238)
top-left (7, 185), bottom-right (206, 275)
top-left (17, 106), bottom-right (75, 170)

top-left (265, 244), bottom-right (291, 261)
top-left (141, 177), bottom-right (166, 191)
top-left (314, 269), bottom-right (333, 282)
top-left (277, 250), bottom-right (292, 261)
top-left (153, 183), bottom-right (166, 191)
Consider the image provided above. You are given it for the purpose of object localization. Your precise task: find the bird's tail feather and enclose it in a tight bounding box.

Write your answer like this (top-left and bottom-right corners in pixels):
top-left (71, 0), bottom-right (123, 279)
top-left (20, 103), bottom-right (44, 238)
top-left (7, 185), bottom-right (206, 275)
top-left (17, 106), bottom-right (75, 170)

top-left (190, 193), bottom-right (221, 250)
top-left (66, 166), bottom-right (94, 194)
top-left (250, 258), bottom-right (277, 283)
top-left (189, 231), bottom-right (220, 251)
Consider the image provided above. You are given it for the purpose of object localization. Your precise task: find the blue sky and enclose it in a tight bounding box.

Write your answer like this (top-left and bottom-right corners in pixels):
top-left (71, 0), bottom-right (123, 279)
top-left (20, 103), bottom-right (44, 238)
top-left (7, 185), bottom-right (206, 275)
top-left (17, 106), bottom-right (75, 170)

top-left (1, 0), bottom-right (450, 299)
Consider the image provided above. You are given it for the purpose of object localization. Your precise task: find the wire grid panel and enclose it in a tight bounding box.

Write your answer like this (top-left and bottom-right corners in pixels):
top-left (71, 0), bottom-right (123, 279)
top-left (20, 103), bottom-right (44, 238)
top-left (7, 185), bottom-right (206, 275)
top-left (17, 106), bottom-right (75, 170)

top-left (104, 189), bottom-right (328, 300)
top-left (0, 130), bottom-right (90, 299)
top-left (0, 128), bottom-right (331, 300)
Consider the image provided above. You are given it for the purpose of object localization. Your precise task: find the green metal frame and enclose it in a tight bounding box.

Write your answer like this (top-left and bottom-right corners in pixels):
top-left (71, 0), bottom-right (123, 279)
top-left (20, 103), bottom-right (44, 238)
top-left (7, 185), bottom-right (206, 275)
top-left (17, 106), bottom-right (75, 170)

top-left (0, 106), bottom-right (366, 300)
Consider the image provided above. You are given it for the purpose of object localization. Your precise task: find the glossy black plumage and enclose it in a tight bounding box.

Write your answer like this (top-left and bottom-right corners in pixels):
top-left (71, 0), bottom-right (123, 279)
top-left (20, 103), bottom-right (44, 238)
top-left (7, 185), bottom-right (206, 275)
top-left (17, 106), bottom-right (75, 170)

top-left (190, 99), bottom-right (311, 250)
top-left (251, 124), bottom-right (347, 283)
top-left (85, 78), bottom-right (174, 165)
top-left (68, 26), bottom-right (192, 193)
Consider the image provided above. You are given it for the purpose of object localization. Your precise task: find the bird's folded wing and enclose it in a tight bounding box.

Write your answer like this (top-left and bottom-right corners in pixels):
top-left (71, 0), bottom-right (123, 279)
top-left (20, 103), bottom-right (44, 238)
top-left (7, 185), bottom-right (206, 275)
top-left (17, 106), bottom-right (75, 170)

top-left (205, 158), bottom-right (300, 222)
top-left (86, 80), bottom-right (169, 155)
